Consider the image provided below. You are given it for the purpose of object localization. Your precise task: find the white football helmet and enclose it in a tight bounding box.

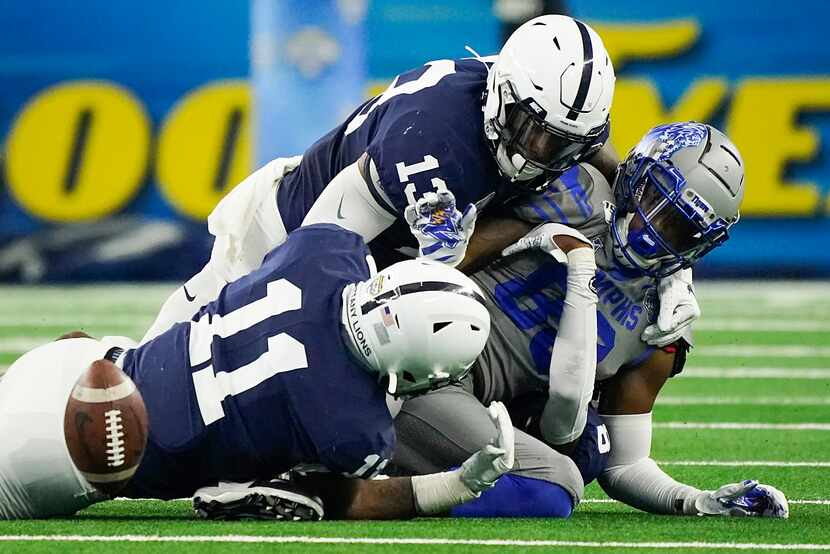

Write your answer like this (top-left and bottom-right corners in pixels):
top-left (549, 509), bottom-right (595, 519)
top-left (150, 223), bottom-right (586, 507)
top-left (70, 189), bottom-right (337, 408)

top-left (484, 14), bottom-right (615, 183)
top-left (341, 259), bottom-right (491, 397)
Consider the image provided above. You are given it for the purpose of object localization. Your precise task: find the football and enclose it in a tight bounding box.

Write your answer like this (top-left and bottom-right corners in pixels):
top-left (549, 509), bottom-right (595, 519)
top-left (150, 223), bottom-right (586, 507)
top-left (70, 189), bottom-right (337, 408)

top-left (64, 359), bottom-right (149, 496)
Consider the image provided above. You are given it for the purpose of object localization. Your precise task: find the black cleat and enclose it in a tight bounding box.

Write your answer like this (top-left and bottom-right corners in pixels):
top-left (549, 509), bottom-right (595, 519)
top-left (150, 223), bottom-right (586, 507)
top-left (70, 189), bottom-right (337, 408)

top-left (193, 479), bottom-right (324, 521)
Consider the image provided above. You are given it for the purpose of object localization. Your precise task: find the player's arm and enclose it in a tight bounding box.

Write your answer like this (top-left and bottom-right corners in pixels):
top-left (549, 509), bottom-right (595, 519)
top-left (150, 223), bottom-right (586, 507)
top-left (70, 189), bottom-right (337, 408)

top-left (502, 224), bottom-right (599, 449)
top-left (456, 216), bottom-right (532, 274)
top-left (301, 153), bottom-right (397, 243)
top-left (597, 347), bottom-right (789, 518)
top-left (300, 402), bottom-right (515, 520)
top-left (459, 163), bottom-right (606, 274)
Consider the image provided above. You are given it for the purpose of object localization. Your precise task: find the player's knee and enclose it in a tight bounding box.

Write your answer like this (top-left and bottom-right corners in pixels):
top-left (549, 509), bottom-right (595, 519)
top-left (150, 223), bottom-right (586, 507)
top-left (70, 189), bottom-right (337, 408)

top-left (56, 331), bottom-right (93, 341)
top-left (526, 447), bottom-right (586, 504)
top-left (450, 474), bottom-right (575, 518)
top-left (512, 475), bottom-right (575, 518)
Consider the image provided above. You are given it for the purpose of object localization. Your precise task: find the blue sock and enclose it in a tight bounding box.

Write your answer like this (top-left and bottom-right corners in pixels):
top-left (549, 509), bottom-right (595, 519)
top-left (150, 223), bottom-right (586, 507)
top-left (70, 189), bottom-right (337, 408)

top-left (449, 474), bottom-right (574, 518)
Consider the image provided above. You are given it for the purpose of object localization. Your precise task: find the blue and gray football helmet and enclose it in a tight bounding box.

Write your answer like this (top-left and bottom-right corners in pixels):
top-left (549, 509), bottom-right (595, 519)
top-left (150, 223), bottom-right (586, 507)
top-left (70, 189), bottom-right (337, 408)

top-left (609, 122), bottom-right (744, 278)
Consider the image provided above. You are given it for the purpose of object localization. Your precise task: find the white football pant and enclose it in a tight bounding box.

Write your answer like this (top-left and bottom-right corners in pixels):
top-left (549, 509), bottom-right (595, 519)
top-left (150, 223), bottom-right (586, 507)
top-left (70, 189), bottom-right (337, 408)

top-left (141, 156), bottom-right (302, 344)
top-left (0, 338), bottom-right (113, 519)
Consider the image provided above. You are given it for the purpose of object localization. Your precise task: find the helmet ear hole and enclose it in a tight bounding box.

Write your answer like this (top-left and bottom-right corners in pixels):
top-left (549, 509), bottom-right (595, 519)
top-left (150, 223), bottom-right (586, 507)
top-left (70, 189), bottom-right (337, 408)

top-left (402, 371), bottom-right (417, 383)
top-left (470, 324), bottom-right (481, 331)
top-left (433, 321), bottom-right (452, 333)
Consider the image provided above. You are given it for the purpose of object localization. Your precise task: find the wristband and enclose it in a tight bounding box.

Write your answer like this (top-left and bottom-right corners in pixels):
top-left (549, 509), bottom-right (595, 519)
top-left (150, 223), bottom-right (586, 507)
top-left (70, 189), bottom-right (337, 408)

top-left (411, 470), bottom-right (478, 515)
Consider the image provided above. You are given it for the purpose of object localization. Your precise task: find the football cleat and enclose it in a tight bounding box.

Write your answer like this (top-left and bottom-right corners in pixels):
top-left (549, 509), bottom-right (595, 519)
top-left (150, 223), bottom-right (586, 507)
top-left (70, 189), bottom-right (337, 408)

top-left (193, 479), bottom-right (324, 521)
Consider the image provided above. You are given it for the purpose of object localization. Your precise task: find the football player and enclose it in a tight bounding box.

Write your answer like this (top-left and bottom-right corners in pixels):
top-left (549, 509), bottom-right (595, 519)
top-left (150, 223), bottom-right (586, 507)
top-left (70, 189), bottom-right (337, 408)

top-left (394, 122), bottom-right (789, 519)
top-left (140, 14), bottom-right (623, 343)
top-left (0, 223), bottom-right (514, 520)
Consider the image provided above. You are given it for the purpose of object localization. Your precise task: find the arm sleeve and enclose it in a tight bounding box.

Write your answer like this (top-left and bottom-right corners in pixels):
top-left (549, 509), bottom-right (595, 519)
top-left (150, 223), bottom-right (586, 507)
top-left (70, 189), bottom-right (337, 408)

top-left (597, 412), bottom-right (702, 515)
top-left (538, 247), bottom-right (598, 445)
top-left (301, 160), bottom-right (396, 243)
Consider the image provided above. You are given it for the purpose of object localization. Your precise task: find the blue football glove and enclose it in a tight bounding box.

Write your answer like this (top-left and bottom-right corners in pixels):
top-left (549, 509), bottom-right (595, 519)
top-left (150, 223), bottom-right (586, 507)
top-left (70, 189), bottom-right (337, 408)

top-left (404, 191), bottom-right (477, 267)
top-left (694, 480), bottom-right (789, 518)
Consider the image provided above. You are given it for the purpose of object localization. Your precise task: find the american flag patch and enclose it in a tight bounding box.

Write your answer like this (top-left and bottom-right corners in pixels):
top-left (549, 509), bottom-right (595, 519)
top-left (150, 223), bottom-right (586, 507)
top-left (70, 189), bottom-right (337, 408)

top-left (381, 306), bottom-right (395, 327)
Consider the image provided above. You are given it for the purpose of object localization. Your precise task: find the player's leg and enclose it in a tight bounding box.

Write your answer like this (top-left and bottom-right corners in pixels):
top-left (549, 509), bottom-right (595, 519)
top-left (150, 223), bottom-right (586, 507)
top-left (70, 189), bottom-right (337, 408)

top-left (508, 391), bottom-right (611, 488)
top-left (0, 353), bottom-right (103, 519)
top-left (394, 384), bottom-right (584, 517)
top-left (141, 156), bottom-right (301, 344)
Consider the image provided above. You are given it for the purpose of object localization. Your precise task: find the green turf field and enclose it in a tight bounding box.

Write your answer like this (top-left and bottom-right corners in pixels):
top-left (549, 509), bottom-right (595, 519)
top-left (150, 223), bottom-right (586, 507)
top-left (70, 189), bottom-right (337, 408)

top-left (0, 281), bottom-right (828, 552)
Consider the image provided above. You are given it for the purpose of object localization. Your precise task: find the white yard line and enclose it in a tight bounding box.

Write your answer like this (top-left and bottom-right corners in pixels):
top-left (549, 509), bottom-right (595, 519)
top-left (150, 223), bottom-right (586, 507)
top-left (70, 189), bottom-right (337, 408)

top-left (0, 338), bottom-right (50, 352)
top-left (0, 535), bottom-right (827, 550)
top-left (581, 499), bottom-right (830, 506)
top-left (0, 284), bottom-right (174, 299)
top-left (696, 280), bottom-right (830, 298)
top-left (694, 345), bottom-right (830, 357)
top-left (657, 396), bottom-right (830, 406)
top-left (654, 422), bottom-right (830, 431)
top-left (682, 367), bottom-right (830, 379)
top-left (695, 320), bottom-right (830, 332)
top-left (0, 315), bottom-right (151, 328)
top-left (657, 460), bottom-right (830, 467)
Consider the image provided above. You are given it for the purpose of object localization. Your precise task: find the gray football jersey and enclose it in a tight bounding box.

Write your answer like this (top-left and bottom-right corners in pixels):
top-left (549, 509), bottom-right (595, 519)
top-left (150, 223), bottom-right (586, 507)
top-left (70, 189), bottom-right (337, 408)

top-left (471, 164), bottom-right (660, 405)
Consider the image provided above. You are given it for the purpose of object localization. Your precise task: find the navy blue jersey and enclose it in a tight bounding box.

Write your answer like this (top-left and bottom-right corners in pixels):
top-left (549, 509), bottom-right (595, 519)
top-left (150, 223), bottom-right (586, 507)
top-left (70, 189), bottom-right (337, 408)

top-left (121, 224), bottom-right (394, 499)
top-left (276, 59), bottom-right (517, 267)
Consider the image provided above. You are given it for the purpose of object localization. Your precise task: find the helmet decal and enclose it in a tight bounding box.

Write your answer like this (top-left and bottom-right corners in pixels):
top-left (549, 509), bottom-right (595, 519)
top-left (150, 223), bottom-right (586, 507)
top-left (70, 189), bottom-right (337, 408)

top-left (639, 122), bottom-right (708, 161)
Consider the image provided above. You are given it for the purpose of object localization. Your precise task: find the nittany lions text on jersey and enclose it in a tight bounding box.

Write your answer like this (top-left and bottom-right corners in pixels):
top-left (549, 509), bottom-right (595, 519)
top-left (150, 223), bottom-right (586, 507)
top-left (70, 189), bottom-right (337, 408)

top-left (121, 225), bottom-right (394, 499)
top-left (471, 163), bottom-right (667, 405)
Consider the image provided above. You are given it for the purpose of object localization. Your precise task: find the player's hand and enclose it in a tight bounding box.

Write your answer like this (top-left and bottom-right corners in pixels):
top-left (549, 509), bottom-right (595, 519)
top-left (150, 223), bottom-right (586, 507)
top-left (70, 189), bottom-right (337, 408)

top-left (694, 480), bottom-right (789, 518)
top-left (404, 191), bottom-right (476, 268)
top-left (641, 268), bottom-right (700, 347)
top-left (459, 401), bottom-right (515, 494)
top-left (502, 223), bottom-right (593, 264)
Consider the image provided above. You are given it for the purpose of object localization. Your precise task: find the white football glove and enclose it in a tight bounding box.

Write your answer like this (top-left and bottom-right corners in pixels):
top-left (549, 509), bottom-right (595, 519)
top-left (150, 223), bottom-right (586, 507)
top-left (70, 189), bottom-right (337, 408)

top-left (641, 267), bottom-right (700, 347)
top-left (459, 401), bottom-right (515, 493)
top-left (501, 223), bottom-right (593, 264)
top-left (694, 480), bottom-right (789, 518)
top-left (404, 191), bottom-right (476, 268)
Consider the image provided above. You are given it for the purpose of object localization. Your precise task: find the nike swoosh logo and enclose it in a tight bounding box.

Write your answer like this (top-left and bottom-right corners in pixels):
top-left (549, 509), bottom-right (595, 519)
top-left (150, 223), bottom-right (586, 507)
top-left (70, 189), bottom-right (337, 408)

top-left (337, 195), bottom-right (346, 220)
top-left (183, 285), bottom-right (196, 302)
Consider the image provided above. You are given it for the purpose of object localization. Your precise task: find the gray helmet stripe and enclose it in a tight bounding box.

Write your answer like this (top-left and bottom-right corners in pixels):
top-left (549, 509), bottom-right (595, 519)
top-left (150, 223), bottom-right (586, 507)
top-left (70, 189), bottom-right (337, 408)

top-left (566, 19), bottom-right (594, 121)
top-left (360, 281), bottom-right (487, 315)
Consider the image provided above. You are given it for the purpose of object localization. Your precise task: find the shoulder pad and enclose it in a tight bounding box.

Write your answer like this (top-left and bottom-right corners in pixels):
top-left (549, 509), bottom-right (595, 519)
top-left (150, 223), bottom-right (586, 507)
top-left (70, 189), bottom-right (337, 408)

top-left (512, 163), bottom-right (611, 239)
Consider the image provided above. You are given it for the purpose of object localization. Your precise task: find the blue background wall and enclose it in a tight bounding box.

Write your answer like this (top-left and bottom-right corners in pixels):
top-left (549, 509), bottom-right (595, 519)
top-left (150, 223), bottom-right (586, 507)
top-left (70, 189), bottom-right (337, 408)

top-left (0, 1), bottom-right (828, 279)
